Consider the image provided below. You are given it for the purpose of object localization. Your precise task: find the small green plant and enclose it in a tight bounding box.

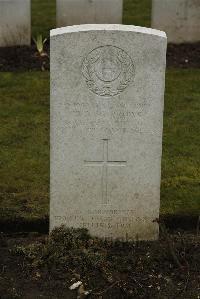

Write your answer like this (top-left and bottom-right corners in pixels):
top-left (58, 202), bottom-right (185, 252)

top-left (33, 34), bottom-right (48, 57)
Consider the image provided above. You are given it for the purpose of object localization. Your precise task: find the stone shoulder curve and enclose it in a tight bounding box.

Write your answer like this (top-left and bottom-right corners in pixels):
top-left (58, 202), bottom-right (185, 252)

top-left (50, 24), bottom-right (167, 39)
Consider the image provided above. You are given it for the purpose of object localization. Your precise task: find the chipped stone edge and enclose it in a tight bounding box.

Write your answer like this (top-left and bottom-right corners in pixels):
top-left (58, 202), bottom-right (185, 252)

top-left (50, 24), bottom-right (167, 39)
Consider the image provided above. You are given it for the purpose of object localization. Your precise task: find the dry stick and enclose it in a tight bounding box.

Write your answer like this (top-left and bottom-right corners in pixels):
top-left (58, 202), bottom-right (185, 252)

top-left (160, 224), bottom-right (183, 270)
top-left (183, 271), bottom-right (190, 294)
top-left (132, 277), bottom-right (143, 288)
top-left (196, 216), bottom-right (200, 236)
top-left (93, 281), bottom-right (119, 296)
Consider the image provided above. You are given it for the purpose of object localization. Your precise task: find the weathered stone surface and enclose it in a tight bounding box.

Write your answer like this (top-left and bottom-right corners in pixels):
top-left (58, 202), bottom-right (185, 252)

top-left (152, 0), bottom-right (200, 43)
top-left (0, 0), bottom-right (31, 47)
top-left (56, 0), bottom-right (123, 27)
top-left (50, 24), bottom-right (167, 241)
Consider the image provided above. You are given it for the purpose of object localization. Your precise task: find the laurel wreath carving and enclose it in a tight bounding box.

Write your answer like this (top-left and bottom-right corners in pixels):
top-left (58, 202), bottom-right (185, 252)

top-left (82, 46), bottom-right (135, 97)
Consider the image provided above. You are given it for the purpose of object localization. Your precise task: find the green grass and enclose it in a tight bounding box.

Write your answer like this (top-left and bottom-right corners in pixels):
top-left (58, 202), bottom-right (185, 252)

top-left (123, 0), bottom-right (151, 27)
top-left (31, 0), bottom-right (152, 38)
top-left (162, 69), bottom-right (200, 215)
top-left (0, 70), bottom-right (200, 222)
top-left (32, 0), bottom-right (56, 38)
top-left (0, 73), bottom-right (49, 221)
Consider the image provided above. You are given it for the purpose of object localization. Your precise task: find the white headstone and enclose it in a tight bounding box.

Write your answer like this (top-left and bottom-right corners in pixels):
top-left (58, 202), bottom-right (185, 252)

top-left (50, 24), bottom-right (167, 241)
top-left (152, 0), bottom-right (200, 43)
top-left (0, 0), bottom-right (31, 47)
top-left (56, 0), bottom-right (123, 27)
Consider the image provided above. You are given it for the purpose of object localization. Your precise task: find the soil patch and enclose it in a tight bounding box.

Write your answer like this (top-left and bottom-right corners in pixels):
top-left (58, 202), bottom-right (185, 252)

top-left (0, 42), bottom-right (200, 71)
top-left (167, 42), bottom-right (200, 69)
top-left (0, 42), bottom-right (50, 72)
top-left (0, 227), bottom-right (199, 299)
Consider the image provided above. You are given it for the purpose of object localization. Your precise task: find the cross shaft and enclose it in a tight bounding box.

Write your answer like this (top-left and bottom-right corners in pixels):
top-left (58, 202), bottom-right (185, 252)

top-left (84, 139), bottom-right (126, 204)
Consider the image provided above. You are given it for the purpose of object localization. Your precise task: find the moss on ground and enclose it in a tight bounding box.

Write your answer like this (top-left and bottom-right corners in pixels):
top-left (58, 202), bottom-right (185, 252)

top-left (0, 70), bottom-right (199, 222)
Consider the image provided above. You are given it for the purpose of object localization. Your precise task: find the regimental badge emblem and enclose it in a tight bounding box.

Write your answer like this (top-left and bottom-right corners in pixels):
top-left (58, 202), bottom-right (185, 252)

top-left (82, 45), bottom-right (135, 97)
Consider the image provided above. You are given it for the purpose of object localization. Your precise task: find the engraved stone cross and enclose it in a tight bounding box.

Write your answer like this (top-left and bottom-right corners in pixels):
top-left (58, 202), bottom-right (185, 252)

top-left (84, 139), bottom-right (127, 204)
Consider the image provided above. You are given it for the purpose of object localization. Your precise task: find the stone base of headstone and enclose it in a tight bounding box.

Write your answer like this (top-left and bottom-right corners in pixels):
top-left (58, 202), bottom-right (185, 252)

top-left (56, 0), bottom-right (123, 28)
top-left (152, 0), bottom-right (200, 44)
top-left (0, 0), bottom-right (31, 47)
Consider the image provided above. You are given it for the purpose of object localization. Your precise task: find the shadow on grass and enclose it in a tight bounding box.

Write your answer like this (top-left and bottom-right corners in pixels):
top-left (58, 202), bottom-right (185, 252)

top-left (0, 215), bottom-right (199, 234)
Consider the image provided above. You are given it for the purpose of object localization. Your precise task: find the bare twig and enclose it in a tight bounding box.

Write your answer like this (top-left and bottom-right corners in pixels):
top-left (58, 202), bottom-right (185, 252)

top-left (183, 271), bottom-right (190, 293)
top-left (93, 281), bottom-right (119, 296)
top-left (160, 224), bottom-right (183, 269)
top-left (132, 277), bottom-right (143, 288)
top-left (196, 216), bottom-right (200, 236)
